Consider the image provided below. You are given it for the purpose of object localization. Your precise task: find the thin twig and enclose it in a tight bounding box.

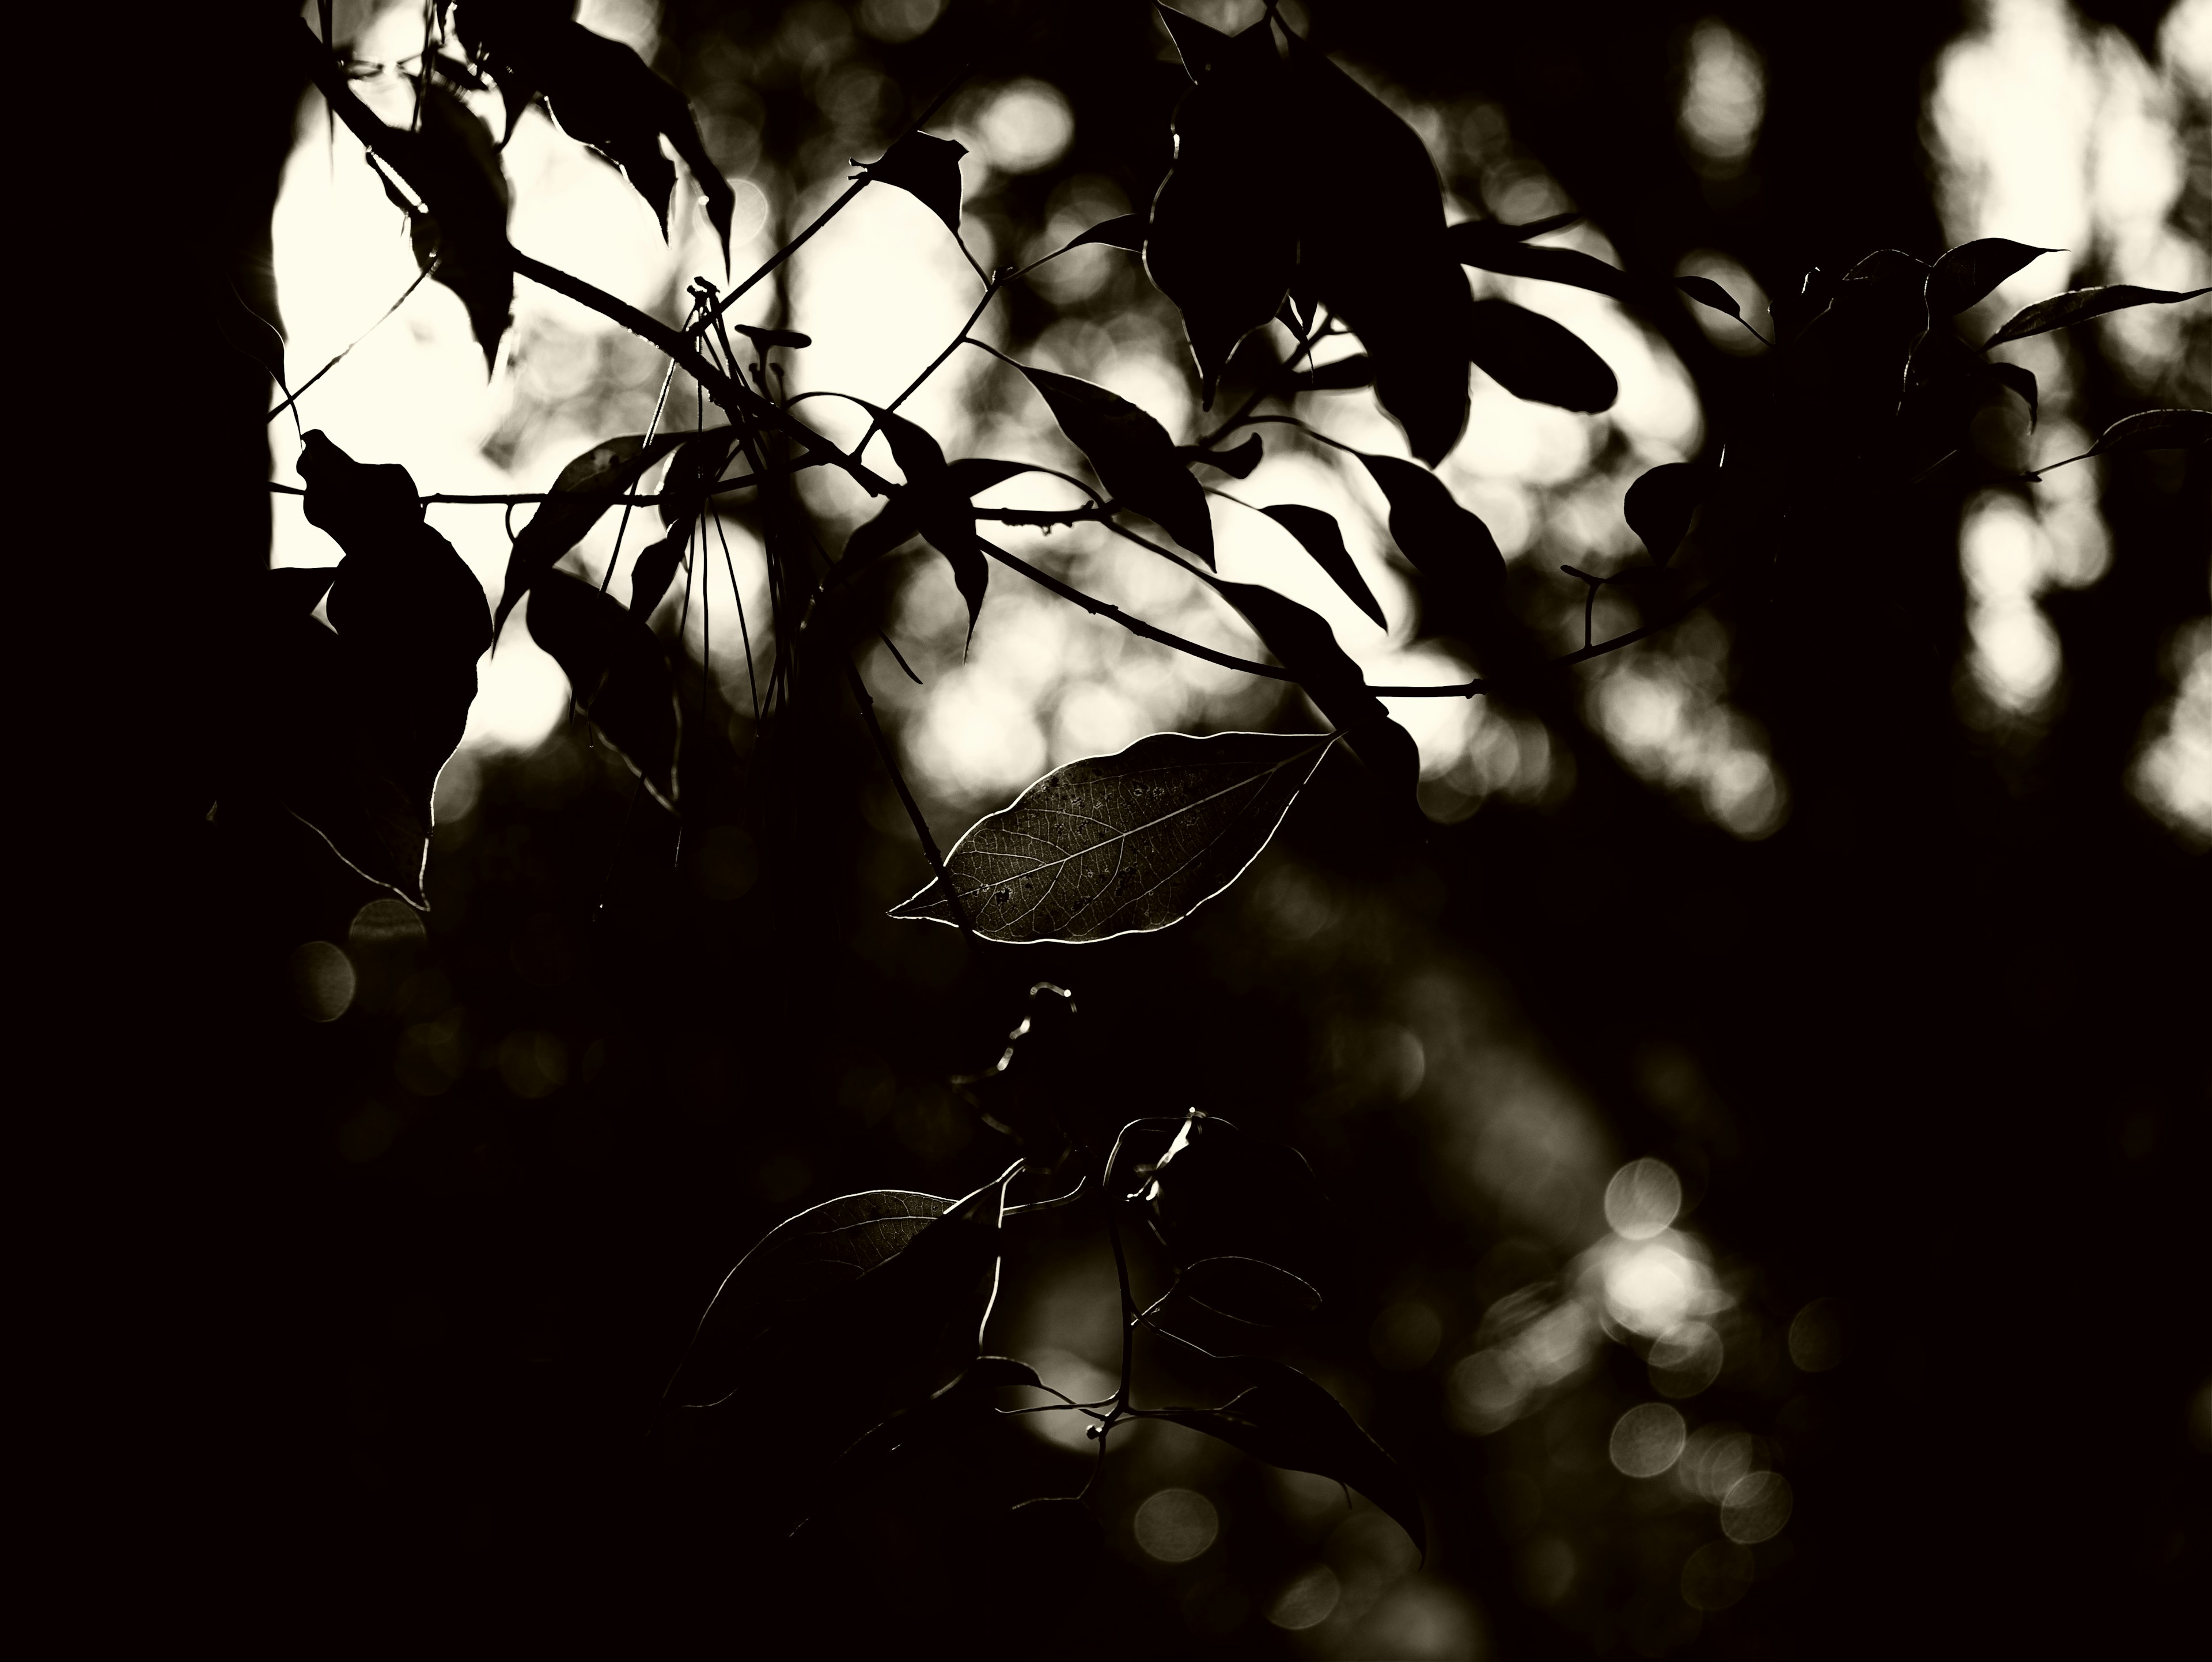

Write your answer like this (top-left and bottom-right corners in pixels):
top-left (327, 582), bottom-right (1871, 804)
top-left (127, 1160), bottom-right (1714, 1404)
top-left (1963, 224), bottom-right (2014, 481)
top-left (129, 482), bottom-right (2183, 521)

top-left (843, 657), bottom-right (976, 939)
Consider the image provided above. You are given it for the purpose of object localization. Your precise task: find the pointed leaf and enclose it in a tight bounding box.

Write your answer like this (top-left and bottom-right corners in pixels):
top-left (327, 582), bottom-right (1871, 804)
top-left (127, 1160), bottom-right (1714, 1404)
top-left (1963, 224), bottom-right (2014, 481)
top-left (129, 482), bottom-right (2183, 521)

top-left (1843, 249), bottom-right (1928, 285)
top-left (1676, 274), bottom-right (1742, 321)
top-left (865, 130), bottom-right (968, 234)
top-left (1258, 504), bottom-right (1385, 628)
top-left (1175, 1258), bottom-right (1323, 1325)
top-left (1358, 453), bottom-right (1506, 590)
top-left (1984, 284), bottom-right (2212, 349)
top-left (1152, 1355), bottom-right (1426, 1558)
top-left (1445, 212), bottom-right (1584, 251)
top-left (266, 566), bottom-right (339, 617)
top-left (653, 427), bottom-right (742, 530)
top-left (1466, 298), bottom-right (1616, 412)
top-left (849, 401), bottom-right (988, 642)
top-left (627, 528), bottom-right (687, 615)
top-left (1926, 238), bottom-right (2060, 314)
top-left (391, 85), bottom-right (513, 371)
top-left (890, 730), bottom-right (1336, 942)
top-left (1155, 2), bottom-right (1236, 79)
top-left (1448, 229), bottom-right (1635, 304)
top-left (1016, 363), bottom-right (1215, 563)
top-left (1055, 214), bottom-right (1145, 256)
top-left (1142, 1110), bottom-right (1331, 1318)
top-left (1272, 354), bottom-right (1374, 393)
top-left (1623, 461), bottom-right (1710, 567)
top-left (525, 570), bottom-right (679, 809)
top-left (494, 430), bottom-right (689, 635)
top-left (840, 499), bottom-right (922, 570)
top-left (2086, 408), bottom-right (2212, 456)
top-left (224, 266), bottom-right (288, 389)
top-left (1987, 361), bottom-right (2039, 430)
top-left (1178, 434), bottom-right (1264, 478)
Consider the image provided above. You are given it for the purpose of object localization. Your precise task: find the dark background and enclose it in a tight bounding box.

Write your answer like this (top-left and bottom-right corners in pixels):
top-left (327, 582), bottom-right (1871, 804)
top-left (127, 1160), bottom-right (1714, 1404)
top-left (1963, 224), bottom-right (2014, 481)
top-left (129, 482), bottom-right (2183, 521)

top-left (119, 0), bottom-right (2207, 1653)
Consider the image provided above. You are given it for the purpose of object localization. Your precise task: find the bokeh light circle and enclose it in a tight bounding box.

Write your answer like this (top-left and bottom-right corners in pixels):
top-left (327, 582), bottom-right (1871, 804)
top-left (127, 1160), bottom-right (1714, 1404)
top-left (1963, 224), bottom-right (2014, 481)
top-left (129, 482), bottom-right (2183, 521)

top-left (1680, 1540), bottom-right (1756, 1611)
top-left (1649, 1320), bottom-right (1725, 1398)
top-left (289, 941), bottom-right (355, 1022)
top-left (1266, 1565), bottom-right (1340, 1630)
top-left (1605, 1158), bottom-right (1684, 1239)
top-left (1609, 1402), bottom-right (1688, 1478)
top-left (1133, 1489), bottom-right (1218, 1563)
top-left (1788, 1297), bottom-right (1843, 1372)
top-left (1720, 1470), bottom-right (1794, 1543)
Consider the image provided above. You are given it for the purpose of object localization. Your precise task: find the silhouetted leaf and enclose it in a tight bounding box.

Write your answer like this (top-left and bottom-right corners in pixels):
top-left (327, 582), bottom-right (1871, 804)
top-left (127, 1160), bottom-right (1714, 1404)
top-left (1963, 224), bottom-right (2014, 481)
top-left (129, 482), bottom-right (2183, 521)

top-left (1208, 579), bottom-right (1419, 816)
top-left (668, 1187), bottom-right (956, 1407)
top-left (1177, 433), bottom-right (1264, 477)
top-left (266, 566), bottom-right (339, 618)
top-left (1259, 504), bottom-right (1385, 628)
top-left (731, 323), bottom-right (810, 351)
top-left (1176, 1258), bottom-right (1323, 1325)
top-left (1466, 298), bottom-right (1616, 411)
top-left (1152, 1354), bottom-right (1425, 1558)
top-left (1016, 363), bottom-right (1215, 563)
top-left (2086, 408), bottom-right (2212, 456)
top-left (627, 528), bottom-right (687, 615)
top-left (653, 427), bottom-right (743, 531)
top-left (1445, 211), bottom-right (1584, 251)
top-left (1146, 16), bottom-right (1294, 402)
top-left (1987, 361), bottom-right (2039, 430)
top-left (1624, 461), bottom-right (1710, 567)
top-left (494, 430), bottom-right (690, 635)
top-left (1675, 274), bottom-right (1742, 321)
top-left (1275, 354), bottom-right (1374, 392)
top-left (525, 570), bottom-right (679, 809)
top-left (1358, 453), bottom-right (1506, 591)
top-left (1926, 238), bottom-right (2060, 314)
top-left (1055, 214), bottom-right (1145, 255)
top-left (224, 267), bottom-right (287, 389)
top-left (1983, 284), bottom-right (2212, 349)
top-left (864, 130), bottom-right (968, 234)
top-left (891, 730), bottom-right (1337, 942)
top-left (1843, 249), bottom-right (1927, 285)
top-left (1141, 1110), bottom-right (1331, 1322)
top-left (388, 85), bottom-right (513, 372)
top-left (1448, 228), bottom-right (1635, 304)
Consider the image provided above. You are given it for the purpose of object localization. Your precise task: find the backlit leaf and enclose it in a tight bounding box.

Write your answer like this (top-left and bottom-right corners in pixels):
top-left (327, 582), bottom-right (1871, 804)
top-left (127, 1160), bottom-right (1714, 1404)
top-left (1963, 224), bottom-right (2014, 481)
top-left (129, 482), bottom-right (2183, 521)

top-left (494, 430), bottom-right (690, 635)
top-left (1983, 285), bottom-right (2212, 349)
top-left (1175, 1258), bottom-right (1323, 1325)
top-left (1016, 363), bottom-right (1215, 563)
top-left (1466, 298), bottom-right (1617, 412)
top-left (627, 528), bottom-right (687, 616)
top-left (865, 130), bottom-right (968, 234)
top-left (525, 570), bottom-right (679, 809)
top-left (388, 85), bottom-right (513, 372)
top-left (1142, 1110), bottom-right (1331, 1322)
top-left (1177, 433), bottom-right (1264, 478)
top-left (1152, 1354), bottom-right (1426, 1558)
top-left (1926, 238), bottom-right (2060, 315)
top-left (1624, 461), bottom-right (1710, 567)
top-left (1054, 214), bottom-right (1145, 256)
top-left (890, 730), bottom-right (1338, 942)
top-left (1448, 229), bottom-right (1635, 304)
top-left (1445, 211), bottom-right (1584, 251)
top-left (1259, 503), bottom-right (1385, 628)
top-left (1987, 361), bottom-right (2038, 430)
top-left (2086, 408), bottom-right (2212, 456)
top-left (1358, 453), bottom-right (1506, 590)
top-left (1275, 354), bottom-right (1374, 392)
top-left (1675, 274), bottom-right (1742, 321)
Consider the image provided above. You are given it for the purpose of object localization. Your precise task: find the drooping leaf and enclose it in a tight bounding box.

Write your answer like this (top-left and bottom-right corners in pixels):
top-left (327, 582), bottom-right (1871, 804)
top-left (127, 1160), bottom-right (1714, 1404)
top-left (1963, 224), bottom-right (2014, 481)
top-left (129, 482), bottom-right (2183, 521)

top-left (1926, 238), bottom-right (2060, 315)
top-left (1054, 214), bottom-right (1145, 256)
top-left (525, 570), bottom-right (679, 809)
top-left (1465, 298), bottom-right (1617, 412)
top-left (1258, 504), bottom-right (1385, 628)
top-left (1448, 227), bottom-right (1635, 304)
top-left (854, 401), bottom-right (991, 643)
top-left (1983, 284), bottom-right (2212, 349)
top-left (1207, 579), bottom-right (1419, 816)
top-left (863, 130), bottom-right (968, 234)
top-left (1444, 211), bottom-right (1584, 251)
top-left (1843, 248), bottom-right (1928, 285)
top-left (1140, 1110), bottom-right (1331, 1323)
top-left (653, 427), bottom-right (743, 531)
top-left (1177, 433), bottom-right (1264, 478)
top-left (1152, 1354), bottom-right (1426, 1558)
top-left (1146, 17), bottom-right (1295, 402)
top-left (1987, 361), bottom-right (2039, 430)
top-left (627, 528), bottom-right (687, 615)
top-left (1624, 461), bottom-right (1710, 567)
top-left (223, 259), bottom-right (288, 389)
top-left (2086, 408), bottom-right (2212, 456)
top-left (1358, 453), bottom-right (1506, 592)
top-left (387, 85), bottom-right (513, 372)
top-left (1015, 363), bottom-right (1215, 563)
top-left (835, 459), bottom-right (1044, 585)
top-left (890, 730), bottom-right (1337, 942)
top-left (1175, 1258), bottom-right (1323, 1326)
top-left (667, 1187), bottom-right (956, 1407)
top-left (1675, 274), bottom-right (1743, 321)
top-left (493, 430), bottom-right (690, 635)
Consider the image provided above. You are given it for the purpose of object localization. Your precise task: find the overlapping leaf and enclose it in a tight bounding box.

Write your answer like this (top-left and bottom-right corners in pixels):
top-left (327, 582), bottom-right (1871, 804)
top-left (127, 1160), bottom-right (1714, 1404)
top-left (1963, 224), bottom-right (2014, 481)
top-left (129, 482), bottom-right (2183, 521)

top-left (494, 430), bottom-right (691, 634)
top-left (1467, 298), bottom-right (1617, 411)
top-left (1141, 1110), bottom-right (1331, 1324)
top-left (1926, 238), bottom-right (2059, 315)
top-left (2085, 408), bottom-right (2211, 456)
top-left (380, 84), bottom-right (514, 370)
top-left (1987, 361), bottom-right (2039, 430)
top-left (863, 130), bottom-right (968, 234)
top-left (1152, 1354), bottom-right (1426, 1558)
top-left (890, 730), bottom-right (1336, 942)
top-left (1624, 461), bottom-right (1710, 567)
top-left (525, 570), bottom-right (679, 808)
top-left (1983, 283), bottom-right (2211, 349)
top-left (1257, 504), bottom-right (1385, 628)
top-left (1358, 453), bottom-right (1506, 592)
top-left (1016, 363), bottom-right (1215, 563)
top-left (1177, 433), bottom-right (1264, 478)
top-left (1448, 225), bottom-right (1635, 304)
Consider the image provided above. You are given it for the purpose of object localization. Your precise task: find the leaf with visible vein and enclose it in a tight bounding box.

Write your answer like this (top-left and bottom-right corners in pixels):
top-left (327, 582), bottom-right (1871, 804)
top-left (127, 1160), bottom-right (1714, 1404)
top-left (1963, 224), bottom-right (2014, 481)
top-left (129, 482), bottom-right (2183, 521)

top-left (891, 730), bottom-right (1338, 942)
top-left (2086, 408), bottom-right (2211, 456)
top-left (1983, 284), bottom-right (2211, 349)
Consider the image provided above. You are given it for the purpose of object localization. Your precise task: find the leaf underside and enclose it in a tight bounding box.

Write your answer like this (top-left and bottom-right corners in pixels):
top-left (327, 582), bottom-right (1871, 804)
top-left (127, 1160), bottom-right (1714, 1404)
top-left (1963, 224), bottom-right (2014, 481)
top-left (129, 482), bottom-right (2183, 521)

top-left (891, 730), bottom-right (1336, 943)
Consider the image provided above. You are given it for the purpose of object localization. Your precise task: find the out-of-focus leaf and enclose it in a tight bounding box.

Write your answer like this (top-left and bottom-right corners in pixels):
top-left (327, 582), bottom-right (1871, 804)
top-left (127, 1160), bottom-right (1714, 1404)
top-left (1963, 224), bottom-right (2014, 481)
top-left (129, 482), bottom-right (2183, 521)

top-left (266, 566), bottom-right (339, 618)
top-left (1987, 361), bottom-right (2039, 430)
top-left (1358, 453), bottom-right (1506, 592)
top-left (1146, 17), bottom-right (1294, 403)
top-left (1176, 1258), bottom-right (1323, 1326)
top-left (1843, 248), bottom-right (1927, 285)
top-left (1259, 504), bottom-right (1385, 628)
top-left (1926, 239), bottom-right (2060, 314)
top-left (1983, 284), bottom-right (2212, 349)
top-left (1675, 274), bottom-right (1743, 321)
top-left (1624, 461), bottom-right (1710, 567)
top-left (447, 0), bottom-right (567, 142)
top-left (654, 427), bottom-right (742, 531)
top-left (2085, 408), bottom-right (2212, 456)
top-left (1053, 214), bottom-right (1145, 256)
top-left (1275, 354), bottom-right (1374, 392)
top-left (666, 1187), bottom-right (955, 1407)
top-left (890, 730), bottom-right (1336, 942)
top-left (525, 570), bottom-right (679, 809)
top-left (224, 252), bottom-right (288, 388)
top-left (1281, 26), bottom-right (1468, 464)
top-left (493, 430), bottom-right (690, 635)
top-left (1016, 363), bottom-right (1215, 563)
top-left (1151, 1353), bottom-right (1426, 1558)
top-left (1445, 211), bottom-right (1584, 251)
top-left (836, 458), bottom-right (1043, 583)
top-left (387, 85), bottom-right (513, 372)
top-left (1466, 298), bottom-right (1617, 412)
top-left (731, 323), bottom-right (810, 351)
top-left (430, 52), bottom-right (488, 92)
top-left (1177, 433), bottom-right (1264, 478)
top-left (863, 130), bottom-right (968, 234)
top-left (1208, 578), bottom-right (1419, 816)
top-left (1448, 227), bottom-right (1635, 304)
top-left (1141, 1109), bottom-right (1330, 1322)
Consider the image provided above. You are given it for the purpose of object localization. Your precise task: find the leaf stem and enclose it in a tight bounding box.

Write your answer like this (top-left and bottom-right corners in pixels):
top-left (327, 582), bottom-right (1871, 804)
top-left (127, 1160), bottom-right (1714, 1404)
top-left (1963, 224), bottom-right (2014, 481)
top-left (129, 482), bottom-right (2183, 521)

top-left (843, 656), bottom-right (976, 939)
